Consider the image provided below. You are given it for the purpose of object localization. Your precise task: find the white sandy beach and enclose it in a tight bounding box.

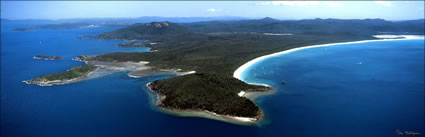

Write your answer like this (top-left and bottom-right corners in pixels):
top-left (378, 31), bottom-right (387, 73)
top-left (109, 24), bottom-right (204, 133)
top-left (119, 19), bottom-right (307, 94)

top-left (127, 68), bottom-right (195, 78)
top-left (233, 35), bottom-right (425, 82)
top-left (176, 71), bottom-right (196, 75)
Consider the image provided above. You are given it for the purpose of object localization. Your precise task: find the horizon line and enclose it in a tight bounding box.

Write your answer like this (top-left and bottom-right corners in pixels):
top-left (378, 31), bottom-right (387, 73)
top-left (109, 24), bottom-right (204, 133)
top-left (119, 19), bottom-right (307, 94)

top-left (2, 16), bottom-right (424, 21)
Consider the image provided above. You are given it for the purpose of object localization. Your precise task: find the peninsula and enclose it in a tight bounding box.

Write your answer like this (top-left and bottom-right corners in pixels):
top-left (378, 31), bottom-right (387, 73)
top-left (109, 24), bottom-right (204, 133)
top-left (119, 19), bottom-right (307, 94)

top-left (24, 65), bottom-right (98, 86)
top-left (148, 73), bottom-right (272, 122)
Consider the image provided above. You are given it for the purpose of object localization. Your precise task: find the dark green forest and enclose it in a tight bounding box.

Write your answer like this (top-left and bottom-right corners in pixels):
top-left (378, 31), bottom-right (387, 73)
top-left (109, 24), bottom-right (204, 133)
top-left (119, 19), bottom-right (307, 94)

top-left (150, 73), bottom-right (271, 117)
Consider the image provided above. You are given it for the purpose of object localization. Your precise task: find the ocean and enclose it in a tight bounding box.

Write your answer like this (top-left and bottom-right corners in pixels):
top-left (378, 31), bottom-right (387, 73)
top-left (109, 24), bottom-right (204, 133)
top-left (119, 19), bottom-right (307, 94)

top-left (1, 21), bottom-right (424, 137)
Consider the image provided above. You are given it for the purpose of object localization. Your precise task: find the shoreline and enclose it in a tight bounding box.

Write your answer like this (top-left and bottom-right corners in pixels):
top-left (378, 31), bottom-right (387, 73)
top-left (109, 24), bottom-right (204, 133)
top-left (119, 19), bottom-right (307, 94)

top-left (127, 69), bottom-right (196, 78)
top-left (24, 59), bottom-right (151, 86)
top-left (224, 34), bottom-right (424, 125)
top-left (233, 35), bottom-right (425, 81)
top-left (145, 82), bottom-right (263, 125)
top-left (23, 67), bottom-right (100, 86)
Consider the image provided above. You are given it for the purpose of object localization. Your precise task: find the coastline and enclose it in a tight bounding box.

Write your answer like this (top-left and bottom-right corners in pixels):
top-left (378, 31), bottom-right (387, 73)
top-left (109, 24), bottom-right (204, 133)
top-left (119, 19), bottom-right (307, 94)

top-left (233, 35), bottom-right (425, 81)
top-left (219, 34), bottom-right (425, 125)
top-left (145, 82), bottom-right (262, 125)
top-left (23, 67), bottom-right (100, 86)
top-left (25, 55), bottom-right (195, 86)
top-left (24, 59), bottom-right (151, 86)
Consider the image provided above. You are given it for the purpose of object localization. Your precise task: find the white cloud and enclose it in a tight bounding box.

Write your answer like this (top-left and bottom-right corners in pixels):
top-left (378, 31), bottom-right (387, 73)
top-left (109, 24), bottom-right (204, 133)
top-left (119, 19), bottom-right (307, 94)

top-left (257, 1), bottom-right (344, 8)
top-left (207, 8), bottom-right (222, 12)
top-left (375, 1), bottom-right (393, 7)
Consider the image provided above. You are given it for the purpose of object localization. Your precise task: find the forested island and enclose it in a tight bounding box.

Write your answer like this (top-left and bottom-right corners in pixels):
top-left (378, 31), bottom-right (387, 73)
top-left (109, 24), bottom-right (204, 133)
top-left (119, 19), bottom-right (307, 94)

top-left (26, 18), bottom-right (424, 122)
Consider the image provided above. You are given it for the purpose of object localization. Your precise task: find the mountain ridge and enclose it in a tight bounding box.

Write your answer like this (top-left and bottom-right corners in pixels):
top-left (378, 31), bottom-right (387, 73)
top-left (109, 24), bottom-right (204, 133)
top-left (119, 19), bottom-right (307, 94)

top-left (95, 21), bottom-right (205, 41)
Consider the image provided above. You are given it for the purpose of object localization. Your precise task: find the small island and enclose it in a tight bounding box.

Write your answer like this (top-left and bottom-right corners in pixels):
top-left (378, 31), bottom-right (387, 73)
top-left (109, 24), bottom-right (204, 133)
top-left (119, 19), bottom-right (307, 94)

top-left (33, 55), bottom-right (63, 60)
top-left (24, 65), bottom-right (98, 86)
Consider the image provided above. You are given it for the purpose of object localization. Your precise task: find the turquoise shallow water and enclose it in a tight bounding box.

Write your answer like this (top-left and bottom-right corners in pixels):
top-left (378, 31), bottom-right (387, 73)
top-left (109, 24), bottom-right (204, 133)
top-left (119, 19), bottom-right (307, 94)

top-left (1, 21), bottom-right (424, 137)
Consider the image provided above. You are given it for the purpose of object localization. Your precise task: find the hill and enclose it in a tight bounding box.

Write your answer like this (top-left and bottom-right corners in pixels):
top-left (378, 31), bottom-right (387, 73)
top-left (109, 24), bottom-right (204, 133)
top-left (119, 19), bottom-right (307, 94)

top-left (181, 18), bottom-right (425, 35)
top-left (91, 18), bottom-right (424, 42)
top-left (95, 21), bottom-right (206, 42)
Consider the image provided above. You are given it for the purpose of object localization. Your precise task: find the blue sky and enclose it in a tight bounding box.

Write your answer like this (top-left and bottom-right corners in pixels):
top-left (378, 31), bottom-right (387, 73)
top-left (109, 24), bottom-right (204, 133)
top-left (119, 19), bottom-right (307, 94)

top-left (1, 1), bottom-right (424, 20)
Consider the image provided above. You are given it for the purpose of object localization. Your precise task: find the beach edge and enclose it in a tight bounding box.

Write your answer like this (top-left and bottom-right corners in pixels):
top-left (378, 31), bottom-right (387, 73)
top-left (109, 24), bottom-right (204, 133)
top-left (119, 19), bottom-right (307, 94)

top-left (233, 35), bottom-right (425, 82)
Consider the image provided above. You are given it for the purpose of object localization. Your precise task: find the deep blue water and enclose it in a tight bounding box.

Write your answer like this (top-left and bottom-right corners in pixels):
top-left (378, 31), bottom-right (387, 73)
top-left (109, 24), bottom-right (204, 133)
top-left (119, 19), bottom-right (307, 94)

top-left (1, 21), bottom-right (424, 137)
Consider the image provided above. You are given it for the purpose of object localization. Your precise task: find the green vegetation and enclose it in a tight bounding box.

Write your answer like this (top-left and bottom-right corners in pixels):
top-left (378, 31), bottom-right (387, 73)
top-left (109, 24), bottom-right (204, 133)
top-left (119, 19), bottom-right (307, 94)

top-left (150, 73), bottom-right (270, 117)
top-left (89, 18), bottom-right (424, 118)
top-left (95, 34), bottom-right (374, 76)
top-left (96, 22), bottom-right (206, 42)
top-left (182, 18), bottom-right (425, 35)
top-left (94, 18), bottom-right (424, 75)
top-left (39, 65), bottom-right (97, 81)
